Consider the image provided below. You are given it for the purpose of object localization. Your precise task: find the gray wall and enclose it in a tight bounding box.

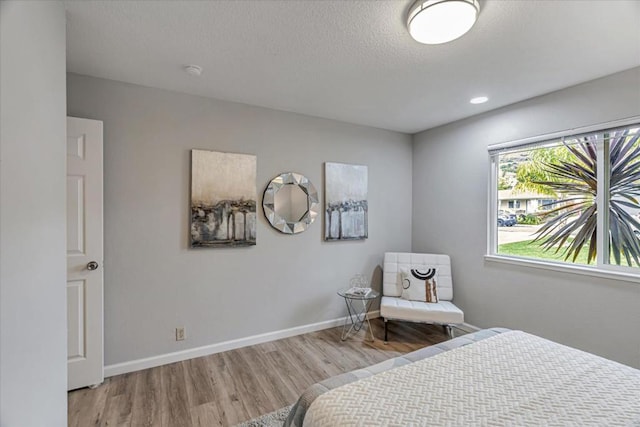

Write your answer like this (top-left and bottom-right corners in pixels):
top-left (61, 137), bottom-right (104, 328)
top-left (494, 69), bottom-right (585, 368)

top-left (0, 1), bottom-right (68, 425)
top-left (67, 74), bottom-right (413, 365)
top-left (413, 67), bottom-right (640, 368)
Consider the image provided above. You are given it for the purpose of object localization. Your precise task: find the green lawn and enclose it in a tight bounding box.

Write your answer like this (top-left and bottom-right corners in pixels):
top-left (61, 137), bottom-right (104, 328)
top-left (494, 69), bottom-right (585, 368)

top-left (498, 239), bottom-right (594, 265)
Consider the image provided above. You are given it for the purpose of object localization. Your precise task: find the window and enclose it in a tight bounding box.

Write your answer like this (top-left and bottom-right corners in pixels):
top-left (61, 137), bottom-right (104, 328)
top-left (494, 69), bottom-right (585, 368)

top-left (488, 119), bottom-right (640, 274)
top-left (538, 199), bottom-right (554, 211)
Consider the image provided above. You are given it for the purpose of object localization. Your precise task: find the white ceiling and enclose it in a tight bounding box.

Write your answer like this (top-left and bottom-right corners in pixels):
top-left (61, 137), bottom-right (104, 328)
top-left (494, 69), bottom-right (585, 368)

top-left (65, 0), bottom-right (640, 134)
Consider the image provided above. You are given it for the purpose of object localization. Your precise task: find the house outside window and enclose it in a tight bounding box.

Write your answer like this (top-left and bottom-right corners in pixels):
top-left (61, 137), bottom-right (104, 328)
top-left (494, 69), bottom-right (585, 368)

top-left (488, 119), bottom-right (640, 274)
top-left (538, 199), bottom-right (555, 211)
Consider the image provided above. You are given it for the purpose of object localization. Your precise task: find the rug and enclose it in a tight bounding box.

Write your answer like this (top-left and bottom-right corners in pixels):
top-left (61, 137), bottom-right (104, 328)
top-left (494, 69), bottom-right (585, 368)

top-left (234, 405), bottom-right (293, 427)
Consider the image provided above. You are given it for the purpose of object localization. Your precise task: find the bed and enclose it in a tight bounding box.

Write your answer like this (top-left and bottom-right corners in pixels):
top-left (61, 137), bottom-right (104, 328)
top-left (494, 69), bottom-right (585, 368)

top-left (284, 328), bottom-right (640, 426)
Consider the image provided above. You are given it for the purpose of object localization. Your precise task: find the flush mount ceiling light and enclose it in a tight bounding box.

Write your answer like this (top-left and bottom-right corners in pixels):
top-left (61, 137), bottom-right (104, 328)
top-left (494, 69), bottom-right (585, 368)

top-left (407, 0), bottom-right (480, 44)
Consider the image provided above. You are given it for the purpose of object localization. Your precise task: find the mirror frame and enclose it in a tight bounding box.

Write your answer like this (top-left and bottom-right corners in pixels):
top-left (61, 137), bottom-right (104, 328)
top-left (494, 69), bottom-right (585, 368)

top-left (263, 172), bottom-right (319, 234)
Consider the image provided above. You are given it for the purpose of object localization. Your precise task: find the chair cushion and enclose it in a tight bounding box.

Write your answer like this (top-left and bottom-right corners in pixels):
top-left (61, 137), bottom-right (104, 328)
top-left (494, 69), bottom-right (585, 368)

top-left (380, 296), bottom-right (464, 324)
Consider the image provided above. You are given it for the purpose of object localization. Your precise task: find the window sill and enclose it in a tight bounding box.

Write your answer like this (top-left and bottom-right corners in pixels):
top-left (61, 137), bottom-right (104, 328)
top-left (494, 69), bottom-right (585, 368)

top-left (484, 254), bottom-right (640, 284)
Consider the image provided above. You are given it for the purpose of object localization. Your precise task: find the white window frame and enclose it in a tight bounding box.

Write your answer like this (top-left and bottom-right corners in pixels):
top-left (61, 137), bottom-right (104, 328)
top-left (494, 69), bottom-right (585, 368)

top-left (486, 116), bottom-right (640, 283)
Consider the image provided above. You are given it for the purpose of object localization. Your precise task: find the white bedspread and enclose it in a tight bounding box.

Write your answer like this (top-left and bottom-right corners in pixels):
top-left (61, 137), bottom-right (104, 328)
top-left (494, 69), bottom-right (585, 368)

top-left (304, 331), bottom-right (640, 426)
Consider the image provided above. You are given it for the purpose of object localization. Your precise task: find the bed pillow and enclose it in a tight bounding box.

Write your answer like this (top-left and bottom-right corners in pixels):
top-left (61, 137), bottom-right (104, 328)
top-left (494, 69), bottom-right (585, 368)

top-left (400, 267), bottom-right (439, 303)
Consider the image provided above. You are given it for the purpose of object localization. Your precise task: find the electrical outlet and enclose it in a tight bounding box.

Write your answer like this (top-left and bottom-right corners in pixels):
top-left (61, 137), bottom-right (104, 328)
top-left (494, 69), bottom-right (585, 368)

top-left (176, 327), bottom-right (186, 341)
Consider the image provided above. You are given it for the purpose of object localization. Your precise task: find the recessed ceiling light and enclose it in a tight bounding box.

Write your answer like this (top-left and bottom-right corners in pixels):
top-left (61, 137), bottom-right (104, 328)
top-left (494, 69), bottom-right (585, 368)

top-left (407, 0), bottom-right (480, 45)
top-left (470, 96), bottom-right (488, 104)
top-left (183, 64), bottom-right (203, 76)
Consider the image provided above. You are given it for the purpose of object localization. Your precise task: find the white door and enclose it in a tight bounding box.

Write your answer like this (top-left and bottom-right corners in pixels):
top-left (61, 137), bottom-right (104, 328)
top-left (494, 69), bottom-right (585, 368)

top-left (67, 117), bottom-right (104, 390)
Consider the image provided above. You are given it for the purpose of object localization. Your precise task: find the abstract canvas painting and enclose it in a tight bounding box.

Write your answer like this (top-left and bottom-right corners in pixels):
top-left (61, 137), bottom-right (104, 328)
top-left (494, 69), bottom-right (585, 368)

top-left (190, 150), bottom-right (257, 247)
top-left (325, 162), bottom-right (368, 241)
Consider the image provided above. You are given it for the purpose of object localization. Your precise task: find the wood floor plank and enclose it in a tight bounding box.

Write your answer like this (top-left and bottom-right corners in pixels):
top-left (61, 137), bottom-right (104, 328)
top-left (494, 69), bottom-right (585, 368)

top-left (183, 356), bottom-right (216, 407)
top-left (100, 372), bottom-right (138, 427)
top-left (289, 334), bottom-right (338, 378)
top-left (257, 341), bottom-right (278, 353)
top-left (190, 402), bottom-right (225, 427)
top-left (237, 345), bottom-right (293, 409)
top-left (263, 346), bottom-right (315, 398)
top-left (68, 379), bottom-right (110, 427)
top-left (203, 352), bottom-right (244, 426)
top-left (161, 362), bottom-right (192, 427)
top-left (130, 367), bottom-right (165, 427)
top-left (219, 349), bottom-right (273, 421)
top-left (69, 320), bottom-right (450, 426)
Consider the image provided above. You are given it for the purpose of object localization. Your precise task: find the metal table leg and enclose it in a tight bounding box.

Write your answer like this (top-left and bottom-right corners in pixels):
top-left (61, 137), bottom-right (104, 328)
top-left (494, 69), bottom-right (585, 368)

top-left (341, 297), bottom-right (375, 341)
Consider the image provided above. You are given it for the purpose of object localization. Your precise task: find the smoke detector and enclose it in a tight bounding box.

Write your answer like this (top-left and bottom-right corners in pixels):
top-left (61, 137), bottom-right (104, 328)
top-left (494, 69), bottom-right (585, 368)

top-left (183, 64), bottom-right (203, 76)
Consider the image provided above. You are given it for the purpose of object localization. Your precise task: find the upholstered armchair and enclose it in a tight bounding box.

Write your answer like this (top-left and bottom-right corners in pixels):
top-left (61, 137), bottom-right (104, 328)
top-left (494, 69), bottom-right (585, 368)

top-left (381, 252), bottom-right (464, 342)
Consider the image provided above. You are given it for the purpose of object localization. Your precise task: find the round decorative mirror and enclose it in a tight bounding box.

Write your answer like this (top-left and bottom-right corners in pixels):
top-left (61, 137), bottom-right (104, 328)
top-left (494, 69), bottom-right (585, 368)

top-left (263, 172), bottom-right (319, 234)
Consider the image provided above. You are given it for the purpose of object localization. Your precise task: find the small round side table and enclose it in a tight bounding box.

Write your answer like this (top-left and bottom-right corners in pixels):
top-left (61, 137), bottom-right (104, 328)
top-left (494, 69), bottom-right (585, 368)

top-left (337, 288), bottom-right (380, 342)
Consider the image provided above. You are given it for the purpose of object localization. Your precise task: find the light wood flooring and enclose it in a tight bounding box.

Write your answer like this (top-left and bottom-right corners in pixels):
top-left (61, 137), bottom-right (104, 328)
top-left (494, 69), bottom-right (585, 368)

top-left (68, 319), bottom-right (451, 427)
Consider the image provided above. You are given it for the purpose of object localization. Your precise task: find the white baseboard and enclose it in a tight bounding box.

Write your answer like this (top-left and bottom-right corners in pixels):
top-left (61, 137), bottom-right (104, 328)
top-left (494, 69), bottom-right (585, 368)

top-left (104, 310), bottom-right (380, 378)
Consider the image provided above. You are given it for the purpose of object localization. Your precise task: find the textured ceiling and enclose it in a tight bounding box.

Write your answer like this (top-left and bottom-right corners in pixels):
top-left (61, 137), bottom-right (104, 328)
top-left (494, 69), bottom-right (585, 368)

top-left (65, 0), bottom-right (640, 134)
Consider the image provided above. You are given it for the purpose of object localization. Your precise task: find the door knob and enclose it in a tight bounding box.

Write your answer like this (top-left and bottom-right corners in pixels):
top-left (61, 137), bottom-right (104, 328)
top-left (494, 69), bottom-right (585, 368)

top-left (87, 261), bottom-right (99, 271)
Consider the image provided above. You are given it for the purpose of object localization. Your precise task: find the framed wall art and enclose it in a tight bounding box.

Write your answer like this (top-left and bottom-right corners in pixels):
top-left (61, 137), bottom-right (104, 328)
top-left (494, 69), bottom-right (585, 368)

top-left (190, 149), bottom-right (257, 247)
top-left (324, 162), bottom-right (368, 241)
